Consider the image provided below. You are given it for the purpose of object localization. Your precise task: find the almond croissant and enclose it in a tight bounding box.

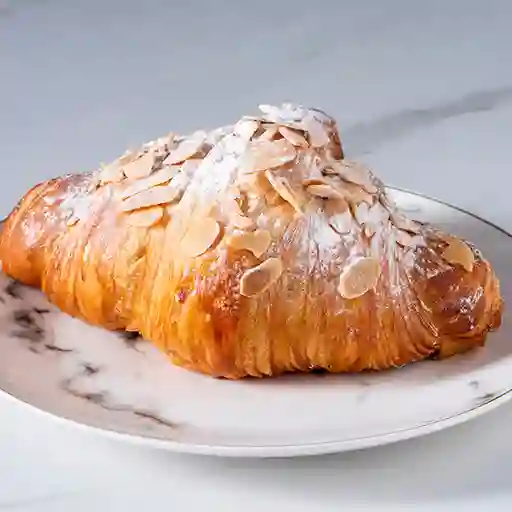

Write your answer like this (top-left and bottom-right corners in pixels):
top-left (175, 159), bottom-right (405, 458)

top-left (0, 104), bottom-right (503, 379)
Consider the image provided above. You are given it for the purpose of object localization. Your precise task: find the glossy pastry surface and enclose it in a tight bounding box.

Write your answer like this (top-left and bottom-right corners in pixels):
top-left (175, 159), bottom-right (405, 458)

top-left (0, 104), bottom-right (503, 378)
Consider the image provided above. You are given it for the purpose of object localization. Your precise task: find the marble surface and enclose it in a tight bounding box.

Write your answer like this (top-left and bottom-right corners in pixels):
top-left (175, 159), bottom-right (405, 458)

top-left (1, 0), bottom-right (512, 509)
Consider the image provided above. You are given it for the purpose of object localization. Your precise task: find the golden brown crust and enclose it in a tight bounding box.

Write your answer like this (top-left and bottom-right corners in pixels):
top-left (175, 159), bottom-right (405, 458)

top-left (0, 104), bottom-right (503, 379)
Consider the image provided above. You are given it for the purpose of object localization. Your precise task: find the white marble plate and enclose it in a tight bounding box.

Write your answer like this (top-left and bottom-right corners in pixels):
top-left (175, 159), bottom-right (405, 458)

top-left (1, 189), bottom-right (511, 458)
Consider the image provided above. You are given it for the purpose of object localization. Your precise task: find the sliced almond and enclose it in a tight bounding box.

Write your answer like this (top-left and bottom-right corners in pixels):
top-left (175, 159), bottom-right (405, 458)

top-left (125, 206), bottom-right (164, 228)
top-left (234, 119), bottom-right (260, 140)
top-left (206, 125), bottom-right (233, 145)
top-left (399, 232), bottom-right (426, 249)
top-left (321, 166), bottom-right (341, 177)
top-left (122, 152), bottom-right (156, 180)
top-left (180, 218), bottom-right (220, 258)
top-left (246, 192), bottom-right (266, 217)
top-left (302, 176), bottom-right (331, 187)
top-left (240, 258), bottom-right (283, 298)
top-left (338, 181), bottom-right (374, 205)
top-left (368, 201), bottom-right (390, 225)
top-left (355, 202), bottom-right (389, 237)
top-left (118, 150), bottom-right (140, 166)
top-left (338, 257), bottom-right (381, 300)
top-left (394, 228), bottom-right (415, 247)
top-left (258, 104), bottom-right (280, 119)
top-left (324, 196), bottom-right (349, 215)
top-left (306, 183), bottom-right (346, 200)
top-left (301, 153), bottom-right (325, 182)
top-left (259, 125), bottom-right (279, 141)
top-left (308, 107), bottom-right (333, 125)
top-left (278, 126), bottom-right (309, 147)
top-left (264, 203), bottom-right (296, 236)
top-left (180, 158), bottom-right (202, 177)
top-left (324, 197), bottom-right (351, 234)
top-left (229, 203), bottom-right (256, 229)
top-left (391, 213), bottom-right (421, 234)
top-left (354, 202), bottom-right (370, 227)
top-left (441, 237), bottom-right (474, 272)
top-left (237, 167), bottom-right (259, 191)
top-left (232, 215), bottom-right (256, 230)
top-left (67, 216), bottom-right (79, 227)
top-left (121, 185), bottom-right (182, 212)
top-left (239, 139), bottom-right (296, 173)
top-left (303, 116), bottom-right (330, 147)
top-left (264, 170), bottom-right (303, 214)
top-left (246, 170), bottom-right (277, 195)
top-left (121, 165), bottom-right (179, 200)
top-left (220, 196), bottom-right (256, 230)
top-left (164, 132), bottom-right (206, 165)
top-left (410, 235), bottom-right (427, 248)
top-left (99, 163), bottom-right (124, 184)
top-left (160, 132), bottom-right (177, 150)
top-left (258, 103), bottom-right (306, 124)
top-left (266, 189), bottom-right (284, 206)
top-left (328, 160), bottom-right (378, 194)
top-left (226, 229), bottom-right (271, 258)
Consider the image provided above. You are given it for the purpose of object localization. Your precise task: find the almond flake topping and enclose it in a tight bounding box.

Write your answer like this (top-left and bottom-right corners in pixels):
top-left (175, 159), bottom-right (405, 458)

top-left (121, 166), bottom-right (179, 200)
top-left (278, 126), bottom-right (309, 147)
top-left (264, 170), bottom-right (303, 214)
top-left (337, 181), bottom-right (374, 205)
top-left (324, 194), bottom-right (352, 217)
top-left (263, 203), bottom-right (295, 236)
top-left (258, 103), bottom-right (306, 125)
top-left (338, 256), bottom-right (381, 299)
top-left (441, 237), bottom-right (475, 272)
top-left (328, 160), bottom-right (378, 193)
top-left (121, 185), bottom-right (183, 212)
top-left (99, 150), bottom-right (140, 184)
top-left (222, 197), bottom-right (256, 230)
top-left (327, 208), bottom-right (353, 235)
top-left (164, 131), bottom-right (206, 165)
top-left (239, 139), bottom-right (296, 173)
top-left (180, 158), bottom-right (202, 177)
top-left (303, 115), bottom-right (330, 147)
top-left (226, 229), bottom-right (271, 258)
top-left (369, 201), bottom-right (390, 224)
top-left (99, 163), bottom-right (124, 184)
top-left (355, 201), bottom-right (389, 233)
top-left (306, 182), bottom-right (346, 200)
top-left (234, 119), bottom-right (260, 140)
top-left (240, 258), bottom-right (283, 298)
top-left (232, 215), bottom-right (256, 230)
top-left (394, 228), bottom-right (416, 247)
top-left (206, 125), bottom-right (233, 146)
top-left (180, 217), bottom-right (221, 258)
top-left (126, 206), bottom-right (164, 228)
top-left (391, 213), bottom-right (421, 234)
top-left (118, 150), bottom-right (140, 166)
top-left (259, 125), bottom-right (279, 141)
top-left (122, 151), bottom-right (156, 180)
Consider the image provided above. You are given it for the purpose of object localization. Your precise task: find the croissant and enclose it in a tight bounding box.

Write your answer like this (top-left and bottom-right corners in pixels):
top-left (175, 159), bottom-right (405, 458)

top-left (0, 103), bottom-right (503, 379)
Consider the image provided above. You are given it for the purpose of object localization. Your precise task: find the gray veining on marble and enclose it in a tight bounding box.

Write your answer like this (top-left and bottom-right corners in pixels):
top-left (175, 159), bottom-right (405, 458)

top-left (344, 86), bottom-right (512, 156)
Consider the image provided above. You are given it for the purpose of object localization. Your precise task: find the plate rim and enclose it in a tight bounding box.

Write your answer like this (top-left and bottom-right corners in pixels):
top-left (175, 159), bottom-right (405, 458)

top-left (1, 186), bottom-right (511, 458)
top-left (2, 385), bottom-right (511, 457)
